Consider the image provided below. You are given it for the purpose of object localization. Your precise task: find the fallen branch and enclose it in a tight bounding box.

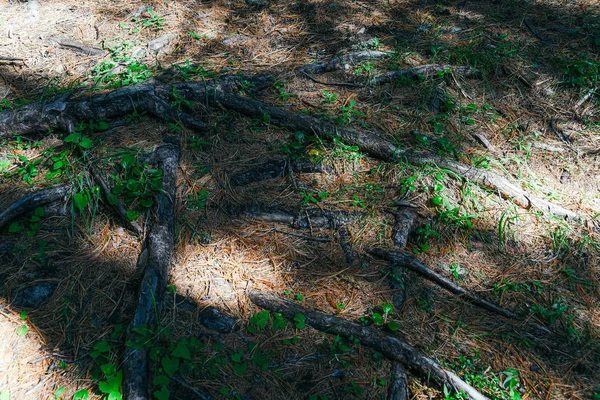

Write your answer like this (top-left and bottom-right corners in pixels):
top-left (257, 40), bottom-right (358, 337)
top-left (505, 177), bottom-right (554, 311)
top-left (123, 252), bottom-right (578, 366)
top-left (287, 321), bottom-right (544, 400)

top-left (368, 248), bottom-right (552, 334)
top-left (249, 292), bottom-right (488, 400)
top-left (123, 138), bottom-right (180, 400)
top-left (0, 184), bottom-right (71, 231)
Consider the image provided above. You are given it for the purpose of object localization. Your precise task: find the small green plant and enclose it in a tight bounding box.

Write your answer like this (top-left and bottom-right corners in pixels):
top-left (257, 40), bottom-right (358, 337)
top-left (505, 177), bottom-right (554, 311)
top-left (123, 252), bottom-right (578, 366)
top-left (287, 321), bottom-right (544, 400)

top-left (449, 263), bottom-right (465, 280)
top-left (322, 90), bottom-right (338, 104)
top-left (355, 61), bottom-right (376, 79)
top-left (8, 206), bottom-right (45, 237)
top-left (300, 191), bottom-right (329, 206)
top-left (331, 136), bottom-right (363, 161)
top-left (187, 189), bottom-right (209, 210)
top-left (274, 81), bottom-right (296, 102)
top-left (413, 223), bottom-right (439, 253)
top-left (133, 8), bottom-right (164, 30)
top-left (293, 313), bottom-right (306, 329)
top-left (108, 153), bottom-right (163, 220)
top-left (335, 99), bottom-right (364, 124)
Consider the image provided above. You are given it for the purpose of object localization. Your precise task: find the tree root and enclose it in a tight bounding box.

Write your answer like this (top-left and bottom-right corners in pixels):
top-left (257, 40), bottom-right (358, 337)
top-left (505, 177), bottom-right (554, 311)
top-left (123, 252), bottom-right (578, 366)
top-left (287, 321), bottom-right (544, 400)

top-left (295, 50), bottom-right (391, 75)
top-left (210, 89), bottom-right (584, 222)
top-left (0, 184), bottom-right (72, 231)
top-left (122, 138), bottom-right (180, 400)
top-left (368, 247), bottom-right (552, 335)
top-left (388, 363), bottom-right (410, 400)
top-left (369, 65), bottom-right (478, 85)
top-left (230, 158), bottom-right (331, 186)
top-left (249, 292), bottom-right (489, 400)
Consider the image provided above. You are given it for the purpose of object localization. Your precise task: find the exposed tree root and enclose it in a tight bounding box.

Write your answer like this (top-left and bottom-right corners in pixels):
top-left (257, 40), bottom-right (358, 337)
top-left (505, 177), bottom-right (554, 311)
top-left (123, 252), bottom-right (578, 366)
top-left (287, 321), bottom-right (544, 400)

top-left (229, 158), bottom-right (330, 186)
top-left (388, 363), bottom-right (410, 400)
top-left (368, 248), bottom-right (552, 335)
top-left (389, 205), bottom-right (418, 249)
top-left (2, 77), bottom-right (580, 222)
top-left (210, 89), bottom-right (584, 222)
top-left (295, 50), bottom-right (391, 75)
top-left (233, 203), bottom-right (361, 229)
top-left (249, 292), bottom-right (489, 400)
top-left (123, 138), bottom-right (180, 400)
top-left (0, 75), bottom-right (269, 137)
top-left (369, 65), bottom-right (478, 85)
top-left (0, 184), bottom-right (72, 231)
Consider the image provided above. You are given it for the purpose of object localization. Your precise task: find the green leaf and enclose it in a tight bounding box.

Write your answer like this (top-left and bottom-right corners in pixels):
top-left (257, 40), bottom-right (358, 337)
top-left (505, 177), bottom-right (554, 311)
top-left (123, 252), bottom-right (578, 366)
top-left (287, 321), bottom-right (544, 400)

top-left (153, 375), bottom-right (169, 387)
top-left (371, 313), bottom-right (384, 324)
top-left (172, 339), bottom-right (191, 360)
top-left (230, 351), bottom-right (244, 363)
top-left (53, 387), bottom-right (66, 399)
top-left (293, 313), bottom-right (306, 329)
top-left (97, 121), bottom-right (109, 130)
top-left (34, 207), bottom-right (45, 217)
top-left (381, 303), bottom-right (394, 316)
top-left (8, 222), bottom-right (23, 233)
top-left (431, 196), bottom-right (444, 206)
top-left (387, 321), bottom-right (400, 331)
top-left (16, 324), bottom-right (28, 336)
top-left (126, 210), bottom-right (139, 221)
top-left (78, 137), bottom-right (93, 149)
top-left (233, 362), bottom-right (247, 377)
top-left (0, 159), bottom-right (10, 172)
top-left (161, 356), bottom-right (179, 378)
top-left (153, 386), bottom-right (169, 400)
top-left (72, 390), bottom-right (89, 400)
top-left (0, 391), bottom-right (9, 400)
top-left (20, 311), bottom-right (27, 320)
top-left (93, 340), bottom-right (111, 354)
top-left (64, 133), bottom-right (80, 143)
top-left (73, 192), bottom-right (89, 212)
top-left (140, 197), bottom-right (154, 208)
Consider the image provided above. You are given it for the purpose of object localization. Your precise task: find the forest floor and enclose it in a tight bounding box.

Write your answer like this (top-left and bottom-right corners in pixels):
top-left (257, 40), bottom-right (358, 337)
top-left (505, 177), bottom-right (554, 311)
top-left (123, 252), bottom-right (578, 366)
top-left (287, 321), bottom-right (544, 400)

top-left (0, 0), bottom-right (599, 399)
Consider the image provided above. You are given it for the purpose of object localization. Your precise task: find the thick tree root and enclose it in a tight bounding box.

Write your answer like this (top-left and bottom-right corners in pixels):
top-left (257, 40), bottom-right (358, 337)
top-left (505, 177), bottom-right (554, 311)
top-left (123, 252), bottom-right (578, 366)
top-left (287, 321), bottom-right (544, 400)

top-left (233, 203), bottom-right (361, 229)
top-left (123, 138), bottom-right (180, 400)
top-left (388, 363), bottom-right (410, 400)
top-left (0, 184), bottom-right (71, 231)
top-left (390, 205), bottom-right (418, 249)
top-left (3, 77), bottom-right (579, 221)
top-left (0, 75), bottom-right (269, 137)
top-left (249, 292), bottom-right (489, 400)
top-left (230, 158), bottom-right (330, 186)
top-left (368, 248), bottom-right (552, 334)
top-left (295, 50), bottom-right (391, 75)
top-left (369, 65), bottom-right (478, 85)
top-left (211, 89), bottom-right (584, 222)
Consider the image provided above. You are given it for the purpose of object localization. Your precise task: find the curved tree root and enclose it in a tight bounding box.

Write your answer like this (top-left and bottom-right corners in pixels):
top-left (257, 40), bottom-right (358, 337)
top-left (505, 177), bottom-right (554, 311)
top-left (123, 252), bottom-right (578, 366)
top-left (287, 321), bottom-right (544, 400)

top-left (295, 50), bottom-right (391, 75)
top-left (368, 247), bottom-right (552, 335)
top-left (210, 89), bottom-right (585, 222)
top-left (0, 184), bottom-right (72, 231)
top-left (249, 292), bottom-right (489, 400)
top-left (122, 138), bottom-right (180, 400)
